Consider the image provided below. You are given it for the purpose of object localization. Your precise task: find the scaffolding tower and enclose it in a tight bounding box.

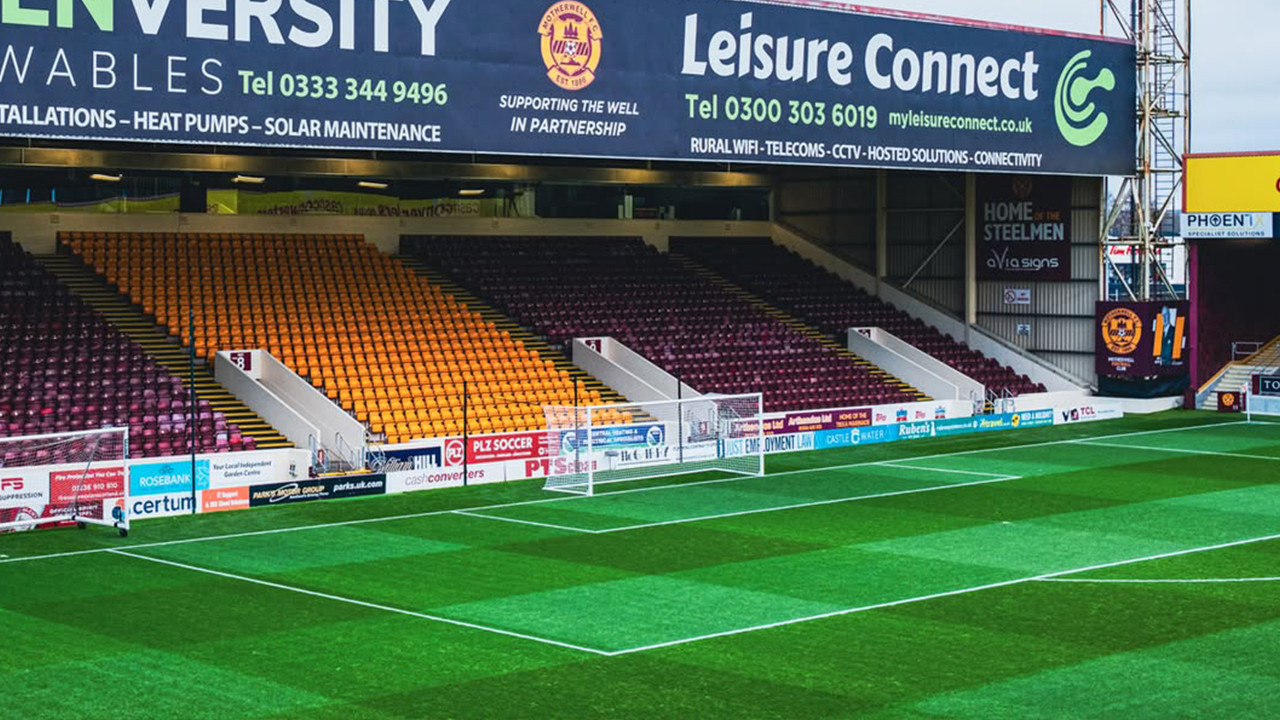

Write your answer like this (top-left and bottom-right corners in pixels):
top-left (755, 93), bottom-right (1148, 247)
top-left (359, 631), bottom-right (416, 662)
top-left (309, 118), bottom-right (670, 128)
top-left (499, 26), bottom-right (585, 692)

top-left (1099, 0), bottom-right (1191, 300)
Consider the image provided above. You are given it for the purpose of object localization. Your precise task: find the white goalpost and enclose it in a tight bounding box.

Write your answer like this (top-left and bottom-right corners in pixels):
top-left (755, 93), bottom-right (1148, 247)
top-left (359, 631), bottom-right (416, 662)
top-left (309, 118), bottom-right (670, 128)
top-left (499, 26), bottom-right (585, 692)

top-left (0, 427), bottom-right (131, 536)
top-left (1245, 374), bottom-right (1280, 423)
top-left (542, 393), bottom-right (764, 496)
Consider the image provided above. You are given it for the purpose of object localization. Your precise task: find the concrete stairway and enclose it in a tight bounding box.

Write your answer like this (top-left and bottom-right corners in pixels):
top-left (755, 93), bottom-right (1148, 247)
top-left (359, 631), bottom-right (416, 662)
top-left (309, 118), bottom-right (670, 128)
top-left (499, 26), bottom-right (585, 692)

top-left (39, 253), bottom-right (292, 449)
top-left (668, 253), bottom-right (929, 403)
top-left (1197, 336), bottom-right (1280, 410)
top-left (394, 255), bottom-right (632, 408)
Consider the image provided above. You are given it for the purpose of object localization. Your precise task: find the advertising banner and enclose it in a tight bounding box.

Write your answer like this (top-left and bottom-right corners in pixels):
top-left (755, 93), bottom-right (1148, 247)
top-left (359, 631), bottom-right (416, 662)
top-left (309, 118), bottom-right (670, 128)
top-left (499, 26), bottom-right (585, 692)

top-left (871, 403), bottom-right (953, 426)
top-left (0, 0), bottom-right (1134, 175)
top-left (1218, 391), bottom-right (1245, 413)
top-left (1255, 375), bottom-right (1280, 397)
top-left (49, 466), bottom-right (126, 506)
top-left (207, 189), bottom-right (501, 217)
top-left (558, 424), bottom-right (666, 453)
top-left (126, 492), bottom-right (200, 520)
top-left (977, 175), bottom-right (1073, 281)
top-left (129, 460), bottom-right (210, 497)
top-left (467, 432), bottom-right (549, 464)
top-left (202, 487), bottom-right (250, 514)
top-left (748, 408), bottom-right (873, 435)
top-left (248, 475), bottom-right (386, 507)
top-left (815, 424), bottom-right (901, 450)
top-left (1185, 154), bottom-right (1280, 213)
top-left (0, 469), bottom-right (51, 512)
top-left (208, 455), bottom-right (290, 488)
top-left (1181, 213), bottom-right (1277, 240)
top-left (1096, 301), bottom-right (1190, 378)
top-left (1053, 403), bottom-right (1123, 425)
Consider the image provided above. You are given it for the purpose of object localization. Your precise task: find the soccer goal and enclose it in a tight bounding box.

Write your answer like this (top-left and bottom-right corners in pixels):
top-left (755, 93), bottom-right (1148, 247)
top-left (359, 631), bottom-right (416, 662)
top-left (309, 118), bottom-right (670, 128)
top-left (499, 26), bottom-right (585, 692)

top-left (542, 393), bottom-right (764, 496)
top-left (0, 427), bottom-right (131, 536)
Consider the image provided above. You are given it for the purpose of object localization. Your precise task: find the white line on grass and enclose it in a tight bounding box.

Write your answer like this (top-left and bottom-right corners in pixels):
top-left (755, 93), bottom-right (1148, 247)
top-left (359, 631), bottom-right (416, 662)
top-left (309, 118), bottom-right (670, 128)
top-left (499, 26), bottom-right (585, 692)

top-left (878, 463), bottom-right (1017, 479)
top-left (1073, 440), bottom-right (1280, 462)
top-left (450, 510), bottom-right (602, 534)
top-left (1039, 577), bottom-right (1280, 584)
top-left (0, 419), bottom-right (1250, 566)
top-left (106, 549), bottom-right (613, 656)
top-left (599, 530), bottom-right (1280, 656)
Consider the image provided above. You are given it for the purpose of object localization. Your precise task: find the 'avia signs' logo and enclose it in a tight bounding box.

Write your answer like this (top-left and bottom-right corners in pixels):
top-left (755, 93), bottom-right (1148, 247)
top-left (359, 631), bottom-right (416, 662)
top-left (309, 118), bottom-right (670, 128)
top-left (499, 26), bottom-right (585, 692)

top-left (1055, 50), bottom-right (1116, 147)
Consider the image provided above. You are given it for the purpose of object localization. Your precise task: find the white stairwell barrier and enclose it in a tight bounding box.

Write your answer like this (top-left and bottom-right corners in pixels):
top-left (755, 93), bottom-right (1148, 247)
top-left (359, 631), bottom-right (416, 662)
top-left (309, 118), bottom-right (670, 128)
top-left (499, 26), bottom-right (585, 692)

top-left (215, 350), bottom-right (367, 471)
top-left (571, 337), bottom-right (701, 403)
top-left (772, 222), bottom-right (1086, 393)
top-left (847, 327), bottom-right (985, 403)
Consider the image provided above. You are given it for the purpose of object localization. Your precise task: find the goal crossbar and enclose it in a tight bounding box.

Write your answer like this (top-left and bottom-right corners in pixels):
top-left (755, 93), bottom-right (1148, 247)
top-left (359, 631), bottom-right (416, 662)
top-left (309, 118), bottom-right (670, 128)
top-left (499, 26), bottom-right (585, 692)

top-left (542, 393), bottom-right (764, 496)
top-left (0, 427), bottom-right (131, 535)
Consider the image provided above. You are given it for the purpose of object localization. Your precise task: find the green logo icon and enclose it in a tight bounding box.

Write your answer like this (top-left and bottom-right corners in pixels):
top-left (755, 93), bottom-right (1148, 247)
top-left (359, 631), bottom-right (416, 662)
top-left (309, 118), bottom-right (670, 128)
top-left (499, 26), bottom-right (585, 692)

top-left (1055, 50), bottom-right (1116, 147)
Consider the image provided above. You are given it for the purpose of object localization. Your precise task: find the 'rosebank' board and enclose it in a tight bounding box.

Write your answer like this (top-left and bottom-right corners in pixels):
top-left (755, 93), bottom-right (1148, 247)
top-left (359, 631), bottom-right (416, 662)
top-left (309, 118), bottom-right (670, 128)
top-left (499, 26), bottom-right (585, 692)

top-left (0, 0), bottom-right (1134, 175)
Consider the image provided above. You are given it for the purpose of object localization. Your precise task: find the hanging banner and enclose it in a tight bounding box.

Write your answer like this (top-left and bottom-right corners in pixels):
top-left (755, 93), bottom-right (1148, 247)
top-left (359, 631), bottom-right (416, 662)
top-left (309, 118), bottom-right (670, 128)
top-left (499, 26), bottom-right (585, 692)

top-left (1096, 301), bottom-right (1190, 378)
top-left (0, 0), bottom-right (1134, 175)
top-left (977, 175), bottom-right (1073, 281)
top-left (1180, 213), bottom-right (1277, 240)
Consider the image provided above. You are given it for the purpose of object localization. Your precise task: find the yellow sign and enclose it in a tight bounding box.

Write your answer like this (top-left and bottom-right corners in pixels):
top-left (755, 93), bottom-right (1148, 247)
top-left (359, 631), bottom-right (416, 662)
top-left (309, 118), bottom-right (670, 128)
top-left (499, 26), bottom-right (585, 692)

top-left (1185, 153), bottom-right (1280, 212)
top-left (540, 2), bottom-right (602, 91)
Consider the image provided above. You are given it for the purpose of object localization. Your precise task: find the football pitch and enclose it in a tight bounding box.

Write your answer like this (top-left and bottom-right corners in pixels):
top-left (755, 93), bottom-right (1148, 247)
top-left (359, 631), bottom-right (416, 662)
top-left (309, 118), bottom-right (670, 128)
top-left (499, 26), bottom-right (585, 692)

top-left (3, 412), bottom-right (1280, 719)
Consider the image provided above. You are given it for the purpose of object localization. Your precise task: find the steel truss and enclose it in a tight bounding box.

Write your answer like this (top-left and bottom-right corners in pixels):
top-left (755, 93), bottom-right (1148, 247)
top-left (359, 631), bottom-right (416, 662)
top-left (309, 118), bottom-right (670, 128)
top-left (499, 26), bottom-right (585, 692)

top-left (1100, 0), bottom-right (1191, 301)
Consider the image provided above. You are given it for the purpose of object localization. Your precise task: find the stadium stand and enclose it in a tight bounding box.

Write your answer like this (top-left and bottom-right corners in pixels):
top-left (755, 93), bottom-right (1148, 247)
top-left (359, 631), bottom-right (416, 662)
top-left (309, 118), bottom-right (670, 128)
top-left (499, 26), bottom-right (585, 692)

top-left (0, 236), bottom-right (247, 457)
top-left (671, 237), bottom-right (1046, 397)
top-left (63, 232), bottom-right (619, 444)
top-left (404, 236), bottom-right (921, 412)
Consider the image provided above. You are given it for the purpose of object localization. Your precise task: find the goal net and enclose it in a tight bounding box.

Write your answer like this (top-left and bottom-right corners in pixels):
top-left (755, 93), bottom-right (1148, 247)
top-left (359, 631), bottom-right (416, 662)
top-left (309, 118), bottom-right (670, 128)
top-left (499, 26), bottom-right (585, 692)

top-left (0, 427), bottom-right (131, 536)
top-left (543, 394), bottom-right (764, 495)
top-left (1245, 374), bottom-right (1280, 423)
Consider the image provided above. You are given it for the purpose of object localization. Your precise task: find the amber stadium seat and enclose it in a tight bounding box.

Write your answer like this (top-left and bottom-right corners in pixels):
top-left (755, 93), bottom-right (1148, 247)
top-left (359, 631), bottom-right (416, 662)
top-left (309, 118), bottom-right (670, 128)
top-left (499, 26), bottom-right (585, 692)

top-left (66, 232), bottom-right (607, 443)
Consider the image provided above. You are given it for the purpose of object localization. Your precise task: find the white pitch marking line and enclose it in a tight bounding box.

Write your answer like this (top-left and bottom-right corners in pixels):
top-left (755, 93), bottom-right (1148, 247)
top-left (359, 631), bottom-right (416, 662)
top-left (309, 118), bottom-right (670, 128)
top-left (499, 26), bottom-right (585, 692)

top-left (1073, 440), bottom-right (1280, 462)
top-left (450, 510), bottom-right (602, 534)
top-left (878, 463), bottom-right (1017, 479)
top-left (0, 419), bottom-right (1249, 566)
top-left (1038, 577), bottom-right (1280, 584)
top-left (600, 530), bottom-right (1280, 656)
top-left (107, 549), bottom-right (612, 656)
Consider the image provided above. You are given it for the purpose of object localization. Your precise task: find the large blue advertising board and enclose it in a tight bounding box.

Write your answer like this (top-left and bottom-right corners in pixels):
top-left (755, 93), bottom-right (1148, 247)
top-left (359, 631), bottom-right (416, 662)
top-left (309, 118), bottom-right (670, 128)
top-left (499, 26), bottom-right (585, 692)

top-left (0, 0), bottom-right (1135, 175)
top-left (129, 459), bottom-right (210, 497)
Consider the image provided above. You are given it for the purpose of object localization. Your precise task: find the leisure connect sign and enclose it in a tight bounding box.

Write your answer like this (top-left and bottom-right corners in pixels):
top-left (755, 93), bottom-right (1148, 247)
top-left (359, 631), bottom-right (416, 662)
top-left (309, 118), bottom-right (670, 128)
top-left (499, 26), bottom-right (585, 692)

top-left (0, 0), bottom-right (1135, 175)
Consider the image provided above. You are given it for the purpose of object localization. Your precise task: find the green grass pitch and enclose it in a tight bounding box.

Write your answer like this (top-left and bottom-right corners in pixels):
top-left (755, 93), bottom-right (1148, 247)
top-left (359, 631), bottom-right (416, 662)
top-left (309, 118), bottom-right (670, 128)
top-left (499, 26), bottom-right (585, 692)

top-left (3, 411), bottom-right (1280, 719)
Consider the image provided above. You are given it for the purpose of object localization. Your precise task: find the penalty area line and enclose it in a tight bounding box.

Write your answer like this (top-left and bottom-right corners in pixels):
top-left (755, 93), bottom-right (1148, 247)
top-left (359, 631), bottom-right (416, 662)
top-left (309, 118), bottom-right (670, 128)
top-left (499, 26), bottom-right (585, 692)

top-left (450, 510), bottom-right (602, 534)
top-left (107, 549), bottom-right (613, 656)
top-left (1072, 440), bottom-right (1280, 462)
top-left (599, 530), bottom-right (1280, 656)
top-left (1039, 577), bottom-right (1280, 584)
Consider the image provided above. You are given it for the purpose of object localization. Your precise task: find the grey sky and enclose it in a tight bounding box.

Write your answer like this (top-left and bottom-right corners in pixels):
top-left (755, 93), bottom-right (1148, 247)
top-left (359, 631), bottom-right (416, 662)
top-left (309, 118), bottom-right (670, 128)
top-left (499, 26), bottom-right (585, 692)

top-left (844, 0), bottom-right (1279, 153)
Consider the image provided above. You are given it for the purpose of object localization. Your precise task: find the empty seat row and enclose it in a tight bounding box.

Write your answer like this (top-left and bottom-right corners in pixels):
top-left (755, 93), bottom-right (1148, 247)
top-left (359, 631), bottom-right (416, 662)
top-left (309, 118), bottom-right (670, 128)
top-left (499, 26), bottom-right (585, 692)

top-left (671, 237), bottom-right (1046, 398)
top-left (406, 235), bottom-right (921, 413)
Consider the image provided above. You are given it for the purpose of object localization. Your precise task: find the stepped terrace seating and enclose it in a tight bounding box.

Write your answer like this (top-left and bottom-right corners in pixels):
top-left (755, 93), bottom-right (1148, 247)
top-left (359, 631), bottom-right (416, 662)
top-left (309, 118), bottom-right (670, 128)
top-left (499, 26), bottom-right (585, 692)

top-left (0, 237), bottom-right (247, 458)
top-left (63, 232), bottom-right (615, 444)
top-left (405, 236), bottom-right (919, 413)
top-left (672, 237), bottom-right (1045, 397)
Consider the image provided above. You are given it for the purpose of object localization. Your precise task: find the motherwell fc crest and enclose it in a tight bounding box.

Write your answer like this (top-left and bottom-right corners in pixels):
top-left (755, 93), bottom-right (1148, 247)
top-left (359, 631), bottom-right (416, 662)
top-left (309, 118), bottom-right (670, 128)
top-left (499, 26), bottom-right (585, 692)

top-left (1101, 307), bottom-right (1142, 355)
top-left (540, 2), bottom-right (602, 91)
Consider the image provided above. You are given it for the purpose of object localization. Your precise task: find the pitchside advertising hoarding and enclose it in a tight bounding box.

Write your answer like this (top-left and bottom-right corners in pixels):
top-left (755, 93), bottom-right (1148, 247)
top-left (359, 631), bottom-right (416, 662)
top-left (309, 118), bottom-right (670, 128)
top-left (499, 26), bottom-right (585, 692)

top-left (1096, 301), bottom-right (1190, 378)
top-left (1180, 213), bottom-right (1279, 240)
top-left (0, 0), bottom-right (1134, 175)
top-left (977, 175), bottom-right (1072, 281)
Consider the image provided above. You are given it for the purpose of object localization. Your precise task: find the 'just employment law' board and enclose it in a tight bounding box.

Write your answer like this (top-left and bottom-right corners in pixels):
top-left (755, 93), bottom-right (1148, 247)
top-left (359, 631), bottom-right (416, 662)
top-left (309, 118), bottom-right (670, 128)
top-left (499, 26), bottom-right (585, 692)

top-left (0, 0), bottom-right (1135, 175)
